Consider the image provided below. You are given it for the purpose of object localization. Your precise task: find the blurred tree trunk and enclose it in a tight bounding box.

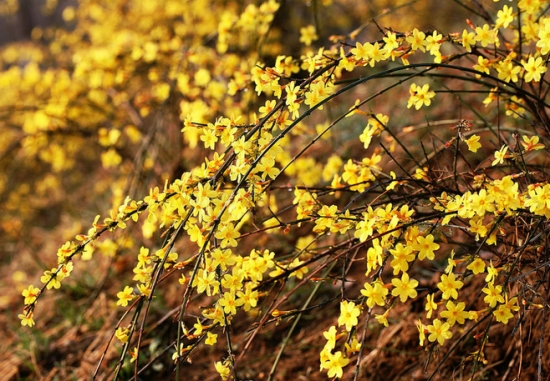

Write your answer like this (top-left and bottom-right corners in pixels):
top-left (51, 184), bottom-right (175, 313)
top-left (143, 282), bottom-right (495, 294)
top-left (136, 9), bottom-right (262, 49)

top-left (0, 0), bottom-right (69, 45)
top-left (17, 0), bottom-right (34, 39)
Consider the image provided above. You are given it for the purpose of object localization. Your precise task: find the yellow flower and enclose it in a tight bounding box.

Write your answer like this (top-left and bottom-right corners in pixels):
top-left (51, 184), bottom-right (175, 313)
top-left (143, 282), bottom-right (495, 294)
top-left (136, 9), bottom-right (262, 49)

top-left (193, 319), bottom-right (204, 335)
top-left (285, 81), bottom-right (299, 105)
top-left (338, 300), bottom-right (361, 331)
top-left (364, 42), bottom-right (389, 67)
top-left (537, 20), bottom-right (550, 54)
top-left (355, 214), bottom-right (375, 242)
top-left (407, 83), bottom-right (436, 110)
top-left (259, 99), bottom-right (276, 118)
top-left (389, 243), bottom-right (415, 275)
top-left (200, 128), bottom-right (218, 150)
top-left (416, 319), bottom-right (426, 346)
top-left (473, 55), bottom-right (491, 76)
top-left (115, 326), bottom-right (130, 343)
top-left (496, 5), bottom-right (515, 28)
top-left (495, 60), bottom-right (521, 83)
top-left (437, 273), bottom-right (463, 300)
top-left (351, 42), bottom-right (369, 61)
top-left (406, 28), bottom-right (427, 52)
top-left (137, 247), bottom-right (151, 266)
top-left (366, 238), bottom-right (383, 274)
top-left (116, 286), bottom-right (135, 307)
top-left (133, 265), bottom-right (153, 283)
top-left (414, 234), bottom-right (439, 260)
top-left (440, 301), bottom-right (469, 326)
top-left (129, 347), bottom-right (138, 363)
top-left (425, 30), bottom-right (443, 55)
top-left (214, 223), bottom-right (240, 248)
top-left (218, 291), bottom-right (243, 315)
top-left (359, 124), bottom-right (375, 149)
top-left (475, 24), bottom-right (498, 47)
top-left (464, 134), bottom-right (482, 153)
top-left (375, 309), bottom-right (390, 326)
top-left (256, 157), bottom-right (280, 180)
top-left (492, 145), bottom-right (509, 166)
top-left (22, 285), bottom-right (41, 305)
top-left (41, 268), bottom-right (62, 290)
top-left (425, 293), bottom-right (437, 318)
top-left (445, 250), bottom-right (457, 274)
top-left (427, 319), bottom-right (452, 345)
top-left (205, 332), bottom-right (217, 345)
top-left (19, 310), bottom-right (35, 327)
top-left (467, 258), bottom-right (486, 274)
top-left (299, 25), bottom-right (318, 46)
top-left (461, 29), bottom-right (476, 52)
top-left (469, 217), bottom-right (488, 240)
top-left (172, 344), bottom-right (185, 361)
top-left (485, 260), bottom-right (499, 282)
top-left (320, 351), bottom-right (350, 378)
top-left (361, 281), bottom-right (388, 308)
top-left (323, 325), bottom-right (337, 352)
top-left (493, 304), bottom-right (514, 324)
top-left (391, 272), bottom-right (419, 302)
top-left (345, 336), bottom-right (361, 355)
top-left (101, 148), bottom-right (122, 169)
top-left (482, 282), bottom-right (505, 307)
top-left (137, 283), bottom-right (151, 297)
top-left (522, 56), bottom-right (547, 82)
top-left (521, 135), bottom-right (545, 151)
top-left (383, 31), bottom-right (399, 51)
top-left (215, 361), bottom-right (230, 380)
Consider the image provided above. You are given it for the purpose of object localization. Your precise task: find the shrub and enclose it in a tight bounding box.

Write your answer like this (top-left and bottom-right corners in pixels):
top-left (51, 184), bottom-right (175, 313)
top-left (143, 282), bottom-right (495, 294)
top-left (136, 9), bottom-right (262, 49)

top-left (6, 0), bottom-right (550, 380)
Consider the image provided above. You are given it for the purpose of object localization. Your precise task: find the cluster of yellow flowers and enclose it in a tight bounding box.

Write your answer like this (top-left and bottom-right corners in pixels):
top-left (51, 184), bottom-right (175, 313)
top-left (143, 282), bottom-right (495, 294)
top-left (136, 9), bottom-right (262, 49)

top-left (11, 0), bottom-right (550, 379)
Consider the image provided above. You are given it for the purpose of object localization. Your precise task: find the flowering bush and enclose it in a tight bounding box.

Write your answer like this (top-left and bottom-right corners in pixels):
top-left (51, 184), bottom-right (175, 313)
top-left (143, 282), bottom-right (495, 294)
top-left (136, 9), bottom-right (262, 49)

top-left (6, 0), bottom-right (550, 379)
